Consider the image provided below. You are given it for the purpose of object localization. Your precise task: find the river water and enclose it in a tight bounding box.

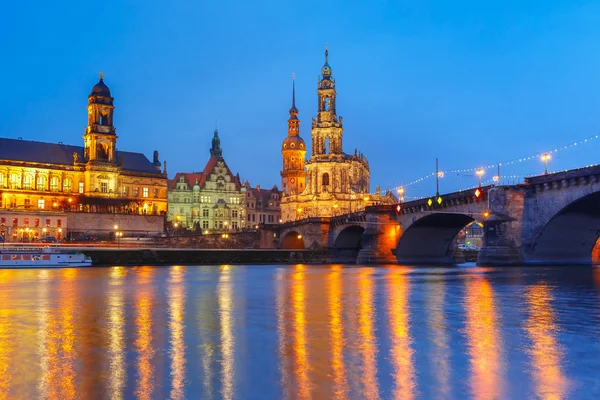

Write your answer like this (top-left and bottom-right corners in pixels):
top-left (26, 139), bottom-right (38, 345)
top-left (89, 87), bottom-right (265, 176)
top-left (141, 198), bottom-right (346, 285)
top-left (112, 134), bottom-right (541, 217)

top-left (0, 264), bottom-right (599, 399)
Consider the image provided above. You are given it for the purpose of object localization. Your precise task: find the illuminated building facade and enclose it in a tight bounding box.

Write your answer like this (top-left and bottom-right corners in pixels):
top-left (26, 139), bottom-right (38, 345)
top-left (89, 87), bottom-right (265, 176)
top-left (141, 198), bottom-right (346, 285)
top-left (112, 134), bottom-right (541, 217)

top-left (0, 74), bottom-right (168, 238)
top-left (280, 49), bottom-right (396, 221)
top-left (167, 130), bottom-right (245, 231)
top-left (244, 183), bottom-right (282, 226)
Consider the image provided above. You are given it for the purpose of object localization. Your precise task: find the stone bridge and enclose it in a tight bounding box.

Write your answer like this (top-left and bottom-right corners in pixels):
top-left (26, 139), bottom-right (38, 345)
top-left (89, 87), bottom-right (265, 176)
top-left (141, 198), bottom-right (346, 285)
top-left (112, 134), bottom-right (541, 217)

top-left (275, 165), bottom-right (600, 266)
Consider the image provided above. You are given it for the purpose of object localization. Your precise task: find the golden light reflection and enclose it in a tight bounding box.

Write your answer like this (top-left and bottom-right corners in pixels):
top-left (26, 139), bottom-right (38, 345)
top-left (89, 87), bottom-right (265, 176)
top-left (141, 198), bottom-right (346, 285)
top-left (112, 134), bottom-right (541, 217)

top-left (0, 272), bottom-right (15, 400)
top-left (37, 271), bottom-right (50, 399)
top-left (524, 284), bottom-right (567, 399)
top-left (218, 266), bottom-right (235, 400)
top-left (463, 275), bottom-right (504, 400)
top-left (387, 270), bottom-right (415, 400)
top-left (357, 269), bottom-right (379, 400)
top-left (327, 266), bottom-right (348, 400)
top-left (427, 279), bottom-right (450, 399)
top-left (276, 268), bottom-right (291, 400)
top-left (169, 266), bottom-right (186, 400)
top-left (108, 267), bottom-right (126, 400)
top-left (198, 267), bottom-right (218, 397)
top-left (291, 265), bottom-right (311, 399)
top-left (135, 267), bottom-right (155, 400)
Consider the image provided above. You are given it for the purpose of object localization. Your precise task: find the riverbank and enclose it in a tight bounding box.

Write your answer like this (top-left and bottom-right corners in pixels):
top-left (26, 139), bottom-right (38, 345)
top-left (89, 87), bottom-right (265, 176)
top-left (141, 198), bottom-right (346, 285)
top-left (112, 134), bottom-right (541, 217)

top-left (81, 248), bottom-right (333, 265)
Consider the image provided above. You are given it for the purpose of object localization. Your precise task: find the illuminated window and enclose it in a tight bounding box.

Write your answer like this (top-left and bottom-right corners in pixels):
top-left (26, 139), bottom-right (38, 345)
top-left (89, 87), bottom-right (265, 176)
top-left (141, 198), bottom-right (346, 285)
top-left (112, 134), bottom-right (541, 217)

top-left (0, 173), bottom-right (4, 187)
top-left (101, 182), bottom-right (108, 193)
top-left (79, 182), bottom-right (84, 194)
top-left (37, 176), bottom-right (46, 191)
top-left (45, 219), bottom-right (50, 227)
top-left (57, 219), bottom-right (62, 227)
top-left (322, 173), bottom-right (330, 186)
top-left (23, 175), bottom-right (33, 190)
top-left (63, 178), bottom-right (71, 192)
top-left (153, 188), bottom-right (159, 198)
top-left (12, 218), bottom-right (18, 227)
top-left (24, 218), bottom-right (29, 226)
top-left (143, 187), bottom-right (149, 198)
top-left (123, 186), bottom-right (129, 196)
top-left (38, 199), bottom-right (45, 209)
top-left (24, 199), bottom-right (31, 208)
top-left (133, 187), bottom-right (139, 197)
top-left (34, 218), bottom-right (39, 227)
top-left (10, 173), bottom-right (20, 189)
top-left (50, 177), bottom-right (59, 192)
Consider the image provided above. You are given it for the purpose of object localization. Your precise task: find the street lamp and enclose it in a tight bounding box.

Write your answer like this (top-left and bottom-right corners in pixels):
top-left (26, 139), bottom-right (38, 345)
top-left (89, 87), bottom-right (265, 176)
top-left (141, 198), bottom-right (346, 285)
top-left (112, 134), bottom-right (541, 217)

top-left (476, 168), bottom-right (485, 187)
top-left (397, 187), bottom-right (405, 203)
top-left (541, 153), bottom-right (551, 175)
top-left (115, 231), bottom-right (122, 248)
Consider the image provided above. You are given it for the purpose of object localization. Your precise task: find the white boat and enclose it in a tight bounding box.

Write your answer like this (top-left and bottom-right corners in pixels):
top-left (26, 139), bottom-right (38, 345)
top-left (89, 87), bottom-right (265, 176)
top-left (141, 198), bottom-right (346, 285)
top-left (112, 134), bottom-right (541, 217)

top-left (0, 247), bottom-right (92, 268)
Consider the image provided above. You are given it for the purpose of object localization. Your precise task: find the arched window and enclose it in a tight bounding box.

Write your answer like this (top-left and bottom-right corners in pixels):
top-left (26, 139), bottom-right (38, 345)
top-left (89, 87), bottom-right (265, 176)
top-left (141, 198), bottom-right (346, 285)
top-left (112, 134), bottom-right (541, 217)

top-left (322, 173), bottom-right (330, 186)
top-left (0, 173), bottom-right (4, 188)
top-left (37, 176), bottom-right (46, 191)
top-left (10, 173), bottom-right (20, 189)
top-left (63, 178), bottom-right (72, 192)
top-left (324, 97), bottom-right (330, 111)
top-left (50, 176), bottom-right (59, 192)
top-left (23, 175), bottom-right (33, 190)
top-left (98, 143), bottom-right (109, 160)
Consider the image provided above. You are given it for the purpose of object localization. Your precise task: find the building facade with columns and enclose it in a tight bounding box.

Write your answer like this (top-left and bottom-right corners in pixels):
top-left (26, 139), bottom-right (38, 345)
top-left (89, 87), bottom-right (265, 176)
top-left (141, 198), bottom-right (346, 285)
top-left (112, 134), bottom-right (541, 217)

top-left (280, 49), bottom-right (396, 222)
top-left (0, 74), bottom-right (168, 239)
top-left (167, 130), bottom-right (246, 232)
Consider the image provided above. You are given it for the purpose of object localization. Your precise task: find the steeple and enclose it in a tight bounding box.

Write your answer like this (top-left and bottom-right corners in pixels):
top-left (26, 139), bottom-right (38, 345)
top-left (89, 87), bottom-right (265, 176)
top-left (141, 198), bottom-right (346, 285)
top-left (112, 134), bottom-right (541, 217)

top-left (84, 73), bottom-right (117, 163)
top-left (288, 74), bottom-right (300, 136)
top-left (210, 129), bottom-right (223, 158)
top-left (290, 73), bottom-right (298, 113)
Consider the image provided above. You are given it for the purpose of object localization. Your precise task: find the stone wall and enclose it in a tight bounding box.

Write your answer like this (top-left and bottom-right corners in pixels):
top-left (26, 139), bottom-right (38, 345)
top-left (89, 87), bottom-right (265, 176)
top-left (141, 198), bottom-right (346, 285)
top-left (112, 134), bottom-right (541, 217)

top-left (67, 212), bottom-right (164, 236)
top-left (161, 231), bottom-right (260, 249)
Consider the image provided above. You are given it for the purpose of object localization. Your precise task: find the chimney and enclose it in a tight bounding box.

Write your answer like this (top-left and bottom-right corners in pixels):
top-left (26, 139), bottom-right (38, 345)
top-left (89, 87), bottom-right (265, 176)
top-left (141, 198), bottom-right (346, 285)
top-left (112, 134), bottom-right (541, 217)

top-left (153, 150), bottom-right (159, 164)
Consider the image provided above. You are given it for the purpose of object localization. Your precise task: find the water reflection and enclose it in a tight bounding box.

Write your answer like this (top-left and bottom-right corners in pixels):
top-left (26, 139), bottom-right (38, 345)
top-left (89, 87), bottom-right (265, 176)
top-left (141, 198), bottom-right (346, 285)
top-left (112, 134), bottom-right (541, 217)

top-left (327, 266), bottom-right (348, 400)
top-left (37, 270), bottom-right (50, 399)
top-left (135, 267), bottom-right (155, 400)
top-left (524, 284), bottom-right (567, 399)
top-left (218, 266), bottom-right (235, 400)
top-left (387, 270), bottom-right (415, 400)
top-left (427, 278), bottom-right (450, 399)
top-left (169, 266), bottom-right (186, 400)
top-left (463, 273), bottom-right (504, 399)
top-left (198, 267), bottom-right (219, 399)
top-left (357, 269), bottom-right (379, 400)
top-left (291, 265), bottom-right (311, 399)
top-left (0, 271), bottom-right (14, 400)
top-left (108, 267), bottom-right (126, 400)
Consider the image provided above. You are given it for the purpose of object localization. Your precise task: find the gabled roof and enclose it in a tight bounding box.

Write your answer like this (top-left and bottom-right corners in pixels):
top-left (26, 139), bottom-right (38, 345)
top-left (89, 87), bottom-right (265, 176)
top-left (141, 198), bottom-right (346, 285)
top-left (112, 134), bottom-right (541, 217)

top-left (168, 155), bottom-right (241, 191)
top-left (0, 137), bottom-right (162, 174)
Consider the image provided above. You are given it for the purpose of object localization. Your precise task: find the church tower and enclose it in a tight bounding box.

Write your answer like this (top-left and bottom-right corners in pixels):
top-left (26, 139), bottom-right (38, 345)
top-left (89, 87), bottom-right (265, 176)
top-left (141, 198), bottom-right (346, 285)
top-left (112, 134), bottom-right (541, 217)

top-left (210, 128), bottom-right (223, 160)
top-left (281, 76), bottom-right (306, 196)
top-left (83, 72), bottom-right (117, 164)
top-left (311, 47), bottom-right (343, 156)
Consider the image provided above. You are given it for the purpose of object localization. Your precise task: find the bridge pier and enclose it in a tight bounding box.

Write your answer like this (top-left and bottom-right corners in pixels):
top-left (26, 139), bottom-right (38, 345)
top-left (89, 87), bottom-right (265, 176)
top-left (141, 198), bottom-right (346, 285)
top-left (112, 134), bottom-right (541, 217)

top-left (356, 209), bottom-right (399, 264)
top-left (593, 240), bottom-right (600, 265)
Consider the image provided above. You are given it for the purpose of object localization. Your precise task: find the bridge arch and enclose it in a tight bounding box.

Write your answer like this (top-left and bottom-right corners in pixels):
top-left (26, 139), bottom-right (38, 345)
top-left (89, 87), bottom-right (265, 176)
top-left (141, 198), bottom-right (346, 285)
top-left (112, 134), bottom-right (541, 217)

top-left (527, 191), bottom-right (600, 265)
top-left (395, 213), bottom-right (476, 264)
top-left (333, 225), bottom-right (365, 249)
top-left (280, 230), bottom-right (305, 249)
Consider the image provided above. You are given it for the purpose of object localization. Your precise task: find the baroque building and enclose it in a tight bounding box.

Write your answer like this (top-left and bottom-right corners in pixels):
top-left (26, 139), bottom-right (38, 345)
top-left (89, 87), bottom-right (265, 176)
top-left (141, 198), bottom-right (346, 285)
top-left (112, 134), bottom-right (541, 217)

top-left (244, 183), bottom-right (282, 226)
top-left (0, 74), bottom-right (168, 239)
top-left (280, 49), bottom-right (396, 222)
top-left (168, 130), bottom-right (245, 232)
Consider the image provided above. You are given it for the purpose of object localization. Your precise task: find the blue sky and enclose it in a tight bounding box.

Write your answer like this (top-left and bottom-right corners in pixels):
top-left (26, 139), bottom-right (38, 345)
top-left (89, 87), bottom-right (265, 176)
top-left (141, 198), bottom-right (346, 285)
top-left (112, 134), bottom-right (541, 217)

top-left (2, 1), bottom-right (600, 198)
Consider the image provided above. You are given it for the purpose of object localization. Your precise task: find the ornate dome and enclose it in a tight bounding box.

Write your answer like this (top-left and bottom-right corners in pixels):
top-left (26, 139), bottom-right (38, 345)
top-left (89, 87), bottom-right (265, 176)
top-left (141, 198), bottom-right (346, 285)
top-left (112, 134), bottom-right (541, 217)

top-left (91, 73), bottom-right (111, 96)
top-left (321, 48), bottom-right (332, 77)
top-left (282, 135), bottom-right (306, 151)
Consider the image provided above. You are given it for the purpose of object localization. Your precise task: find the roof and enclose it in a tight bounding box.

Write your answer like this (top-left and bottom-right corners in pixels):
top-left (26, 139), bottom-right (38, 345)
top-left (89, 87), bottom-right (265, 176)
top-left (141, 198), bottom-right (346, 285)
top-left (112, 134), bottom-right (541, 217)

top-left (168, 155), bottom-right (241, 191)
top-left (0, 137), bottom-right (161, 174)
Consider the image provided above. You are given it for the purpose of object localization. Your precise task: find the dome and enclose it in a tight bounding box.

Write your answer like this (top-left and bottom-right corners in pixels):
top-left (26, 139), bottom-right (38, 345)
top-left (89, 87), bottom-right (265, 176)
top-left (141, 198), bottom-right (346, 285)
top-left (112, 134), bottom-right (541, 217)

top-left (282, 135), bottom-right (306, 151)
top-left (321, 63), bottom-right (332, 77)
top-left (91, 73), bottom-right (111, 96)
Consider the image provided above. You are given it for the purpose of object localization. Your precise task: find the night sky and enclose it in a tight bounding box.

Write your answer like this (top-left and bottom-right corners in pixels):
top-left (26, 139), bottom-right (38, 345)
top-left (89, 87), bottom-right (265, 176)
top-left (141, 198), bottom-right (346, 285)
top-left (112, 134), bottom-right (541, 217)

top-left (2, 1), bottom-right (600, 198)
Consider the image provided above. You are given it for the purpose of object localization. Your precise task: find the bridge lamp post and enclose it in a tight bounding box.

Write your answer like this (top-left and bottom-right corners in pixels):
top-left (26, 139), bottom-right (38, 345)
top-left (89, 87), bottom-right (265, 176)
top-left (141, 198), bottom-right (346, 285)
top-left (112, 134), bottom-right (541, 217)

top-left (397, 187), bottom-right (405, 203)
top-left (541, 153), bottom-right (551, 175)
top-left (476, 168), bottom-right (485, 187)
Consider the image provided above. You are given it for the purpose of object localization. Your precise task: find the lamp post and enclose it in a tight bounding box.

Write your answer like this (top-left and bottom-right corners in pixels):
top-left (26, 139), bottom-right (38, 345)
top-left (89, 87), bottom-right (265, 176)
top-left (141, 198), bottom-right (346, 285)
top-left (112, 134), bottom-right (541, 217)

top-left (57, 228), bottom-right (62, 244)
top-left (541, 153), bottom-right (551, 175)
top-left (476, 168), bottom-right (485, 187)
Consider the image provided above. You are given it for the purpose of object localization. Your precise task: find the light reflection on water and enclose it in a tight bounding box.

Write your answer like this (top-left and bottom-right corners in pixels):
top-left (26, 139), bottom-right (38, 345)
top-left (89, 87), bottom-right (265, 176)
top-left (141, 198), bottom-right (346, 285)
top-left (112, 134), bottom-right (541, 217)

top-left (0, 265), bottom-right (599, 399)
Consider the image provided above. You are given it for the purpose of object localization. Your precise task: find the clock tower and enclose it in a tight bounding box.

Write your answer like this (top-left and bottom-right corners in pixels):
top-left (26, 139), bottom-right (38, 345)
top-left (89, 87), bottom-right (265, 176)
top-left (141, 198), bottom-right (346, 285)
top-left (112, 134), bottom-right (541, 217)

top-left (281, 75), bottom-right (306, 196)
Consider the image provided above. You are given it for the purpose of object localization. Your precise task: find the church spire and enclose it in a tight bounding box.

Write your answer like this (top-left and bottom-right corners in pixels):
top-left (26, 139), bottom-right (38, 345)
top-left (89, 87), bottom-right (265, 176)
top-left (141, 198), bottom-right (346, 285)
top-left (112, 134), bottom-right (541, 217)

top-left (210, 128), bottom-right (223, 158)
top-left (288, 74), bottom-right (299, 136)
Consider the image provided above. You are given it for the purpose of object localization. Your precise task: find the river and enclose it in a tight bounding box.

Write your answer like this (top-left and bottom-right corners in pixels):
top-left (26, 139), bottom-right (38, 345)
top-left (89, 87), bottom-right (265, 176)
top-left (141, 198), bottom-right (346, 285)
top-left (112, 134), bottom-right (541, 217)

top-left (0, 264), bottom-right (599, 399)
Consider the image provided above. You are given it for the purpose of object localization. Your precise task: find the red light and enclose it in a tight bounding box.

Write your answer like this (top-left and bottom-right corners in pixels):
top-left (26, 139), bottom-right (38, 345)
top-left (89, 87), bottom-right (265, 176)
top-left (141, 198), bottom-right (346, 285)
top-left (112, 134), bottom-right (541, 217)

top-left (475, 188), bottom-right (482, 198)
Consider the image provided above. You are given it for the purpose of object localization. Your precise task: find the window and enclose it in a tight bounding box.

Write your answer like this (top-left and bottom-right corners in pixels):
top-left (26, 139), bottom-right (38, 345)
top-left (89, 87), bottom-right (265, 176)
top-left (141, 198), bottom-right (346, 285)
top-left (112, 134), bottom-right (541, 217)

top-left (0, 217), bottom-right (5, 225)
top-left (202, 221), bottom-right (209, 229)
top-left (37, 176), bottom-right (46, 191)
top-left (34, 218), bottom-right (39, 227)
top-left (57, 219), bottom-right (62, 227)
top-left (9, 197), bottom-right (16, 208)
top-left (218, 221), bottom-right (223, 229)
top-left (24, 218), bottom-right (29, 226)
top-left (63, 178), bottom-right (71, 192)
top-left (268, 215), bottom-right (274, 223)
top-left (79, 182), bottom-right (84, 194)
top-left (0, 174), bottom-right (3, 188)
top-left (214, 221), bottom-right (218, 228)
top-left (123, 186), bottom-right (129, 196)
top-left (10, 173), bottom-right (20, 189)
top-left (322, 173), bottom-right (330, 186)
top-left (232, 221), bottom-right (238, 229)
top-left (24, 199), bottom-right (31, 208)
top-left (133, 187), bottom-right (139, 197)
top-left (179, 208), bottom-right (184, 214)
top-left (247, 214), bottom-right (251, 221)
top-left (203, 208), bottom-right (209, 217)
top-left (101, 182), bottom-right (108, 193)
top-left (12, 218), bottom-right (18, 227)
top-left (45, 219), bottom-right (51, 227)
top-left (252, 214), bottom-right (256, 222)
top-left (23, 175), bottom-right (33, 190)
top-left (232, 209), bottom-right (238, 218)
top-left (143, 187), bottom-right (149, 198)
top-left (153, 188), bottom-right (159, 198)
top-left (50, 177), bottom-right (59, 192)
top-left (38, 199), bottom-right (45, 209)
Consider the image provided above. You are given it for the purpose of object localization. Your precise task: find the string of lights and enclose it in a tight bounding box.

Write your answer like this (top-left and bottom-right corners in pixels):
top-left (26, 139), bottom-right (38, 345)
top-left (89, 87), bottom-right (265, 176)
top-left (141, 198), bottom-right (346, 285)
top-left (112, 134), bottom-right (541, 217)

top-left (394, 134), bottom-right (599, 191)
